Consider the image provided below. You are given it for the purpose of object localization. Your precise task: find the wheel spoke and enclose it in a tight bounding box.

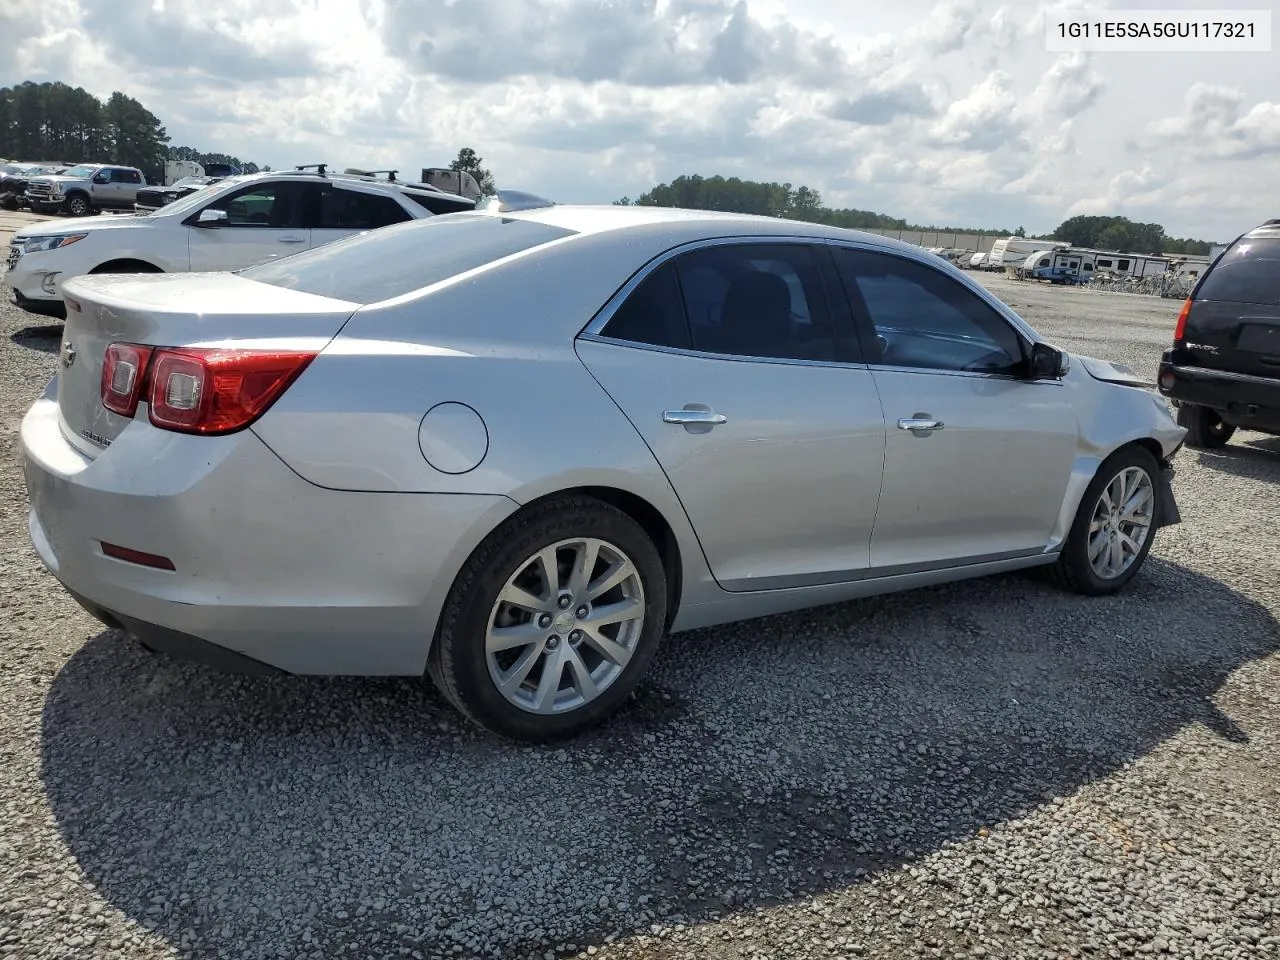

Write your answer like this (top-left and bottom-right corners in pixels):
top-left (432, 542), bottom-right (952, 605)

top-left (581, 625), bottom-right (633, 667)
top-left (586, 559), bottom-right (636, 601)
top-left (486, 620), bottom-right (545, 653)
top-left (1121, 484), bottom-right (1152, 519)
top-left (564, 647), bottom-right (599, 701)
top-left (567, 539), bottom-right (601, 598)
top-left (532, 647), bottom-right (565, 713)
top-left (1089, 531), bottom-right (1109, 562)
top-left (498, 582), bottom-right (552, 614)
top-left (1108, 536), bottom-right (1124, 575)
top-left (1120, 532), bottom-right (1143, 557)
top-left (535, 546), bottom-right (562, 598)
top-left (497, 643), bottom-right (544, 694)
top-left (584, 597), bottom-right (643, 628)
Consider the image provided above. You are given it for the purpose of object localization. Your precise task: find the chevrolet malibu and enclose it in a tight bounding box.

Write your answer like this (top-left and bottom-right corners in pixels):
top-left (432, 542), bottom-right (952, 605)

top-left (20, 197), bottom-right (1186, 740)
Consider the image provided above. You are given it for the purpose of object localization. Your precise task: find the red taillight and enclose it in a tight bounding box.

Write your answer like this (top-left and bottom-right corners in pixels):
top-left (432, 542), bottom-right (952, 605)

top-left (146, 348), bottom-right (317, 434)
top-left (101, 343), bottom-right (155, 417)
top-left (1173, 297), bottom-right (1192, 342)
top-left (100, 343), bottom-right (316, 435)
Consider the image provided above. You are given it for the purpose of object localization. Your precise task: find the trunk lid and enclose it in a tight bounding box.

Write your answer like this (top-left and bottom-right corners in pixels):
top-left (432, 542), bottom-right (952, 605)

top-left (1182, 234), bottom-right (1280, 380)
top-left (56, 272), bottom-right (359, 457)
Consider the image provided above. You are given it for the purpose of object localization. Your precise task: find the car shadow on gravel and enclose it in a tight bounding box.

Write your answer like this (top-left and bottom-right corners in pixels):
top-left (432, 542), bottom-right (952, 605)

top-left (1189, 435), bottom-right (1280, 482)
top-left (9, 324), bottom-right (63, 354)
top-left (40, 557), bottom-right (1280, 960)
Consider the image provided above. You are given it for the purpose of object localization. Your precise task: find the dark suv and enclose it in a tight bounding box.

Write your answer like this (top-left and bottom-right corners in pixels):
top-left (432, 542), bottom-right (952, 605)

top-left (1157, 218), bottom-right (1280, 448)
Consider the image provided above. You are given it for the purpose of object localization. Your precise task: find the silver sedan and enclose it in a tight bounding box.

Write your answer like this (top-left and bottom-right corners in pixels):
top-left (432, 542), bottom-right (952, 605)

top-left (19, 195), bottom-right (1186, 739)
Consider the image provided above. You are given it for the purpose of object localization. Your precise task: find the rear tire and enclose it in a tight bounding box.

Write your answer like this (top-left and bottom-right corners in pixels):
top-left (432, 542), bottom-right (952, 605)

top-left (428, 496), bottom-right (668, 741)
top-left (1049, 445), bottom-right (1161, 597)
top-left (1176, 402), bottom-right (1235, 448)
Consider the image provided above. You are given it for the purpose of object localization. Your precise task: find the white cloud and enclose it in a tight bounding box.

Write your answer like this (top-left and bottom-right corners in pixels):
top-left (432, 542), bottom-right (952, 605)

top-left (3, 0), bottom-right (1277, 239)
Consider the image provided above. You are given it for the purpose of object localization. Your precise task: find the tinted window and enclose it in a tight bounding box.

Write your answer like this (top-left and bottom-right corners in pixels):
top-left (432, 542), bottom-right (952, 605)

top-left (405, 192), bottom-right (477, 215)
top-left (600, 263), bottom-right (690, 349)
top-left (670, 243), bottom-right (838, 361)
top-left (110, 168), bottom-right (141, 183)
top-left (1195, 237), bottom-right (1280, 306)
top-left (833, 247), bottom-right (1024, 374)
top-left (314, 187), bottom-right (411, 229)
top-left (240, 213), bottom-right (577, 304)
top-left (206, 182), bottom-right (305, 227)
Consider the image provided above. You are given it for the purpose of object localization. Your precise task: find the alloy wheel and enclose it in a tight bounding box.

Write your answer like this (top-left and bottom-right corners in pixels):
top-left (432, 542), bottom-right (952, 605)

top-left (485, 537), bottom-right (645, 714)
top-left (1087, 466), bottom-right (1155, 579)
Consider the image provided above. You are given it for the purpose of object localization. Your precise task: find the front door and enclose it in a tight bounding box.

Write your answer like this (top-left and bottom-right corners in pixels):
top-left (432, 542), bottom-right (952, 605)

top-left (577, 240), bottom-right (886, 591)
top-left (830, 243), bottom-right (1078, 571)
top-left (187, 181), bottom-right (312, 272)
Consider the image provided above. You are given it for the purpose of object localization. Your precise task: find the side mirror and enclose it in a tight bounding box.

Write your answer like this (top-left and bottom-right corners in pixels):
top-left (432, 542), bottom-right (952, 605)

top-left (1028, 341), bottom-right (1070, 380)
top-left (195, 208), bottom-right (228, 227)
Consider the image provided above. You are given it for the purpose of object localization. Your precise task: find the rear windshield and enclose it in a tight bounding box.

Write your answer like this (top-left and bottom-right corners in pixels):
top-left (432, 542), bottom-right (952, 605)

top-left (239, 213), bottom-right (577, 304)
top-left (1196, 236), bottom-right (1280, 306)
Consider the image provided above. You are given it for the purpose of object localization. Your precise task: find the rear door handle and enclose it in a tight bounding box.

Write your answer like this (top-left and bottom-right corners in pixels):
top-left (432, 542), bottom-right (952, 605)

top-left (663, 409), bottom-right (727, 425)
top-left (278, 236), bottom-right (307, 243)
top-left (898, 417), bottom-right (944, 432)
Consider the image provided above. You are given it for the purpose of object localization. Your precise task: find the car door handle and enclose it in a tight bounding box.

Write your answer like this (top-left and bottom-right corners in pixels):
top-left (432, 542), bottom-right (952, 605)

top-left (663, 409), bottom-right (727, 425)
top-left (898, 417), bottom-right (944, 432)
top-left (278, 236), bottom-right (307, 243)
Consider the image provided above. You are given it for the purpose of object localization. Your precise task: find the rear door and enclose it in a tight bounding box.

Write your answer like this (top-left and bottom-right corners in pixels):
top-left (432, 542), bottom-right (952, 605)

top-left (1183, 234), bottom-right (1280, 379)
top-left (576, 240), bottom-right (887, 592)
top-left (187, 181), bottom-right (311, 272)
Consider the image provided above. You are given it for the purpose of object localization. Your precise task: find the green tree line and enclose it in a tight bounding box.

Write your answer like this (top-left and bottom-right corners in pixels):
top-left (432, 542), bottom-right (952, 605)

top-left (1050, 215), bottom-right (1214, 256)
top-left (618, 174), bottom-right (1219, 253)
top-left (0, 80), bottom-right (266, 178)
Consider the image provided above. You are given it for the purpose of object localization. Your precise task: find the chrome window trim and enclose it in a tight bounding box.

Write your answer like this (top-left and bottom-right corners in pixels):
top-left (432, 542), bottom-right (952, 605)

top-left (576, 231), bottom-right (1060, 381)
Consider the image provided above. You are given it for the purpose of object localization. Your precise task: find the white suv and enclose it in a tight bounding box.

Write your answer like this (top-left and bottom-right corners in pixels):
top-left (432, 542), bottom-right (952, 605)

top-left (5, 167), bottom-right (477, 318)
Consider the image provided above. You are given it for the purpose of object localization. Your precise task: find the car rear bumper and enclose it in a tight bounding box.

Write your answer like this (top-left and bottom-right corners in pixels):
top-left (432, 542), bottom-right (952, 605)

top-left (1158, 358), bottom-right (1280, 431)
top-left (20, 395), bottom-right (517, 676)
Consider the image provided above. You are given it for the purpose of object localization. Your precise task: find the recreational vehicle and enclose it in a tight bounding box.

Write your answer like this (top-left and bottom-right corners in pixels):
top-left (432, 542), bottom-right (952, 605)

top-left (985, 236), bottom-right (1069, 271)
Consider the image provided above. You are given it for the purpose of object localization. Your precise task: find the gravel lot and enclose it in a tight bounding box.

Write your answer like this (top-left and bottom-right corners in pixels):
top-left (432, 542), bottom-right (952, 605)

top-left (1, 245), bottom-right (1278, 960)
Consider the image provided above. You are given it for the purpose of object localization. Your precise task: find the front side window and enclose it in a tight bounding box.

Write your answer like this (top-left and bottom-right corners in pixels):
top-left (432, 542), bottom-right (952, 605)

top-left (833, 246), bottom-right (1025, 374)
top-left (206, 183), bottom-right (304, 228)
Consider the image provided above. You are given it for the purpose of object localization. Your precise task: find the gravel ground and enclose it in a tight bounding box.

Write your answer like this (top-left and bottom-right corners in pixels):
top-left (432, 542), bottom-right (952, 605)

top-left (1, 260), bottom-right (1278, 960)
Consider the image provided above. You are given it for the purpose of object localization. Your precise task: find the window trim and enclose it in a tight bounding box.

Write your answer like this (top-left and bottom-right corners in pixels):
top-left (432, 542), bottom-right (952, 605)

top-left (825, 239), bottom-right (1055, 384)
top-left (579, 235), bottom-right (867, 369)
top-left (182, 179), bottom-right (306, 229)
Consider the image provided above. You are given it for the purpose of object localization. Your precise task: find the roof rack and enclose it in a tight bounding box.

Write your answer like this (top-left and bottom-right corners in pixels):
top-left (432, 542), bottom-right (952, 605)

top-left (476, 189), bottom-right (555, 214)
top-left (294, 163), bottom-right (328, 176)
top-left (343, 168), bottom-right (399, 182)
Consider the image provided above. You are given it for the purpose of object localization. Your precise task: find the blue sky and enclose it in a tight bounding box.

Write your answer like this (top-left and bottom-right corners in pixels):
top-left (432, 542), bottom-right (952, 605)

top-left (4, 0), bottom-right (1277, 240)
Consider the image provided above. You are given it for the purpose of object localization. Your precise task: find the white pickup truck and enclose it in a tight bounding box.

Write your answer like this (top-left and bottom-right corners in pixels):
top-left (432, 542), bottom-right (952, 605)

top-left (25, 164), bottom-right (149, 217)
top-left (6, 166), bottom-right (477, 318)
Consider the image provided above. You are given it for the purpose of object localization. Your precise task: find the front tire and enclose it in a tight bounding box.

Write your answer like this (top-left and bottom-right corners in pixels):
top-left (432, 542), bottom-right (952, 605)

top-left (64, 193), bottom-right (91, 217)
top-left (428, 496), bottom-right (668, 741)
top-left (1176, 402), bottom-right (1235, 448)
top-left (1050, 445), bottom-right (1161, 596)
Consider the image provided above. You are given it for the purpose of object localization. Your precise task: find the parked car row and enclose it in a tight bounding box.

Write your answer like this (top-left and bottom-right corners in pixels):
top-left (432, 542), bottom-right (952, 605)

top-left (0, 160), bottom-right (71, 210)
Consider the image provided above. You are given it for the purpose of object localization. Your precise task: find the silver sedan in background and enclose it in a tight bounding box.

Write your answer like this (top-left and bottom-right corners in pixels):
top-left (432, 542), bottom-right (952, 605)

top-left (19, 195), bottom-right (1186, 740)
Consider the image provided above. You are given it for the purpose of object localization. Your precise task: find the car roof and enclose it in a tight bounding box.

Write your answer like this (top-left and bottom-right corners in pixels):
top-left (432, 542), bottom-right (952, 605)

top-left (492, 202), bottom-right (923, 253)
top-left (218, 168), bottom-right (474, 205)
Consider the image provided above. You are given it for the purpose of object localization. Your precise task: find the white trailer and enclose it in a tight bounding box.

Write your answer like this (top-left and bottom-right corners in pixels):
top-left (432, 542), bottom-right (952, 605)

top-left (986, 236), bottom-right (1068, 270)
top-left (420, 168), bottom-right (484, 201)
top-left (164, 159), bottom-right (204, 185)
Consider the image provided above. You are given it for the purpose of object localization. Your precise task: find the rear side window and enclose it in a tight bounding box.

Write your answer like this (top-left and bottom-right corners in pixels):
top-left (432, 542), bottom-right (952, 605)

top-left (600, 263), bottom-right (690, 349)
top-left (1195, 237), bottom-right (1280, 306)
top-left (315, 188), bottom-right (411, 229)
top-left (239, 214), bottom-right (577, 304)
